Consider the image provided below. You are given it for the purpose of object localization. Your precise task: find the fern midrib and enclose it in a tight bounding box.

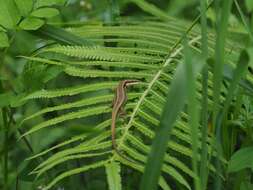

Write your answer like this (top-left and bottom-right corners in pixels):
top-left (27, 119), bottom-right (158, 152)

top-left (110, 35), bottom-right (202, 162)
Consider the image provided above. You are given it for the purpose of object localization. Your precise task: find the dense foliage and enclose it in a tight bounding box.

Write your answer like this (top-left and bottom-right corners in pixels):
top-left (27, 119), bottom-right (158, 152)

top-left (1, 0), bottom-right (253, 190)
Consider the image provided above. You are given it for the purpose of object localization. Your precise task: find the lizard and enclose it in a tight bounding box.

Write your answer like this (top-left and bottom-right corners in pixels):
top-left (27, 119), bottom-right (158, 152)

top-left (111, 79), bottom-right (139, 162)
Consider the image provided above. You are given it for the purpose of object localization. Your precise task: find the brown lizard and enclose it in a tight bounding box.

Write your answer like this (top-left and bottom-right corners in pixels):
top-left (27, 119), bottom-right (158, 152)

top-left (111, 79), bottom-right (139, 162)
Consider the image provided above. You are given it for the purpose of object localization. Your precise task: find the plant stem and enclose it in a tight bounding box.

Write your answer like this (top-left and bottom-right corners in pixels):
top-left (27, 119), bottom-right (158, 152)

top-left (1, 82), bottom-right (9, 190)
top-left (3, 109), bottom-right (9, 190)
top-left (199, 0), bottom-right (209, 188)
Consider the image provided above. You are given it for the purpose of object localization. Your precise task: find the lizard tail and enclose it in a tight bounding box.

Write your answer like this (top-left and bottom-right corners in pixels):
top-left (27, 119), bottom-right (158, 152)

top-left (111, 108), bottom-right (136, 163)
top-left (111, 113), bottom-right (117, 151)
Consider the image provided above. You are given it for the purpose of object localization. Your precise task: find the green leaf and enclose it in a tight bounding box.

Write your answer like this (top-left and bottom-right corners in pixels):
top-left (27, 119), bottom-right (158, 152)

top-left (128, 0), bottom-right (172, 21)
top-left (240, 181), bottom-right (253, 190)
top-left (212, 1), bottom-right (233, 188)
top-left (35, 0), bottom-right (66, 8)
top-left (14, 0), bottom-right (33, 16)
top-left (43, 65), bottom-right (64, 83)
top-left (19, 17), bottom-right (44, 30)
top-left (0, 92), bottom-right (15, 108)
top-left (140, 49), bottom-right (204, 190)
top-left (234, 0), bottom-right (253, 42)
top-left (247, 47), bottom-right (253, 68)
top-left (18, 159), bottom-right (38, 182)
top-left (221, 50), bottom-right (249, 118)
top-left (0, 32), bottom-right (9, 47)
top-left (228, 147), bottom-right (253, 172)
top-left (105, 162), bottom-right (122, 190)
top-left (31, 8), bottom-right (59, 18)
top-left (245, 0), bottom-right (253, 12)
top-left (21, 63), bottom-right (63, 92)
top-left (44, 160), bottom-right (107, 190)
top-left (199, 0), bottom-right (209, 189)
top-left (184, 40), bottom-right (201, 190)
top-left (0, 0), bottom-right (21, 29)
top-left (34, 24), bottom-right (94, 45)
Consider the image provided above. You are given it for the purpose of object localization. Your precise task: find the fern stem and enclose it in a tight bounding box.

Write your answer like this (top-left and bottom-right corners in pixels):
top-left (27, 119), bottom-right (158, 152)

top-left (113, 36), bottom-right (201, 164)
top-left (167, 0), bottom-right (213, 57)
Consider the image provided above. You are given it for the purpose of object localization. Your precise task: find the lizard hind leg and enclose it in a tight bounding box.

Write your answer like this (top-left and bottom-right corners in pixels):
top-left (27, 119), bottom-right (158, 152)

top-left (118, 107), bottom-right (127, 117)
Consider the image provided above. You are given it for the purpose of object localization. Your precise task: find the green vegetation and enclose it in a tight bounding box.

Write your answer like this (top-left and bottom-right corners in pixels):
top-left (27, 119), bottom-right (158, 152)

top-left (1, 0), bottom-right (253, 190)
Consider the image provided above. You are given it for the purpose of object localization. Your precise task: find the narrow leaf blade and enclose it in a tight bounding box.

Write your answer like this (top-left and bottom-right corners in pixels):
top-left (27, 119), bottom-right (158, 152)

top-left (105, 161), bottom-right (122, 190)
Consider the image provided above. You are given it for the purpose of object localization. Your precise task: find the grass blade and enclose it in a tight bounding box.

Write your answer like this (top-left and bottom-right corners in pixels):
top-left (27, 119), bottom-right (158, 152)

top-left (184, 40), bottom-right (201, 190)
top-left (128, 0), bottom-right (173, 21)
top-left (212, 0), bottom-right (233, 189)
top-left (234, 0), bottom-right (253, 42)
top-left (140, 46), bottom-right (205, 190)
top-left (31, 24), bottom-right (94, 46)
top-left (220, 50), bottom-right (249, 158)
top-left (105, 161), bottom-right (122, 190)
top-left (199, 0), bottom-right (209, 189)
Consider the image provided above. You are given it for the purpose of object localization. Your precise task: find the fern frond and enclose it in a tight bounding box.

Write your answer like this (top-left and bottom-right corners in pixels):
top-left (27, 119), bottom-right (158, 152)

top-left (21, 82), bottom-right (118, 100)
top-left (43, 160), bottom-right (109, 190)
top-left (35, 141), bottom-right (112, 172)
top-left (27, 119), bottom-right (112, 160)
top-left (33, 151), bottom-right (111, 177)
top-left (20, 106), bottom-right (110, 137)
top-left (121, 144), bottom-right (191, 190)
top-left (45, 46), bottom-right (164, 63)
top-left (19, 18), bottom-right (252, 190)
top-left (22, 93), bottom-right (141, 124)
top-left (64, 66), bottom-right (152, 79)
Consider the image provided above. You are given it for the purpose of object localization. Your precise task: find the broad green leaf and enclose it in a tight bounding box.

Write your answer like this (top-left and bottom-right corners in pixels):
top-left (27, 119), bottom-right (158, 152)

top-left (105, 162), bottom-right (122, 190)
top-left (228, 147), bottom-right (253, 172)
top-left (14, 0), bottom-right (33, 16)
top-left (31, 8), bottom-right (59, 18)
top-left (245, 0), bottom-right (253, 12)
top-left (0, 32), bottom-right (9, 47)
top-left (0, 0), bottom-right (21, 29)
top-left (19, 17), bottom-right (44, 30)
top-left (35, 0), bottom-right (66, 8)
